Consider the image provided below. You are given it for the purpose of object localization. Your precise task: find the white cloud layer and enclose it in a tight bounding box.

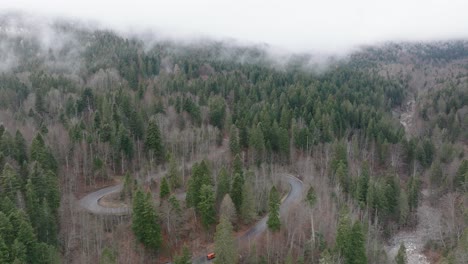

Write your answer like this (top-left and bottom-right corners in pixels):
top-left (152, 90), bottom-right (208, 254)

top-left (2, 0), bottom-right (468, 53)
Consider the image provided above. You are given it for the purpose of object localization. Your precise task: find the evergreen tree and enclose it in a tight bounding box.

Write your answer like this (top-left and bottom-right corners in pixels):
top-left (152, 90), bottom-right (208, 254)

top-left (186, 161), bottom-right (212, 208)
top-left (356, 162), bottom-right (369, 205)
top-left (144, 119), bottom-right (164, 161)
top-left (1, 163), bottom-right (21, 200)
top-left (430, 161), bottom-right (444, 189)
top-left (267, 186), bottom-right (281, 231)
top-left (407, 175), bottom-right (420, 212)
top-left (306, 186), bottom-right (317, 207)
top-left (219, 194), bottom-right (236, 225)
top-left (399, 191), bottom-right (409, 225)
top-left (230, 173), bottom-right (244, 214)
top-left (197, 184), bottom-right (216, 228)
top-left (395, 243), bottom-right (407, 264)
top-left (30, 133), bottom-right (57, 173)
top-left (174, 246), bottom-right (191, 264)
top-left (349, 221), bottom-right (367, 264)
top-left (0, 237), bottom-right (9, 263)
top-left (240, 179), bottom-right (256, 224)
top-left (216, 167), bottom-right (230, 205)
top-left (167, 156), bottom-right (182, 189)
top-left (121, 172), bottom-right (133, 201)
top-left (454, 160), bottom-right (468, 191)
top-left (336, 161), bottom-right (349, 193)
top-left (100, 247), bottom-right (117, 264)
top-left (214, 215), bottom-right (237, 264)
top-left (209, 97), bottom-right (226, 130)
top-left (249, 123), bottom-right (265, 165)
top-left (229, 125), bottom-right (240, 156)
top-left (14, 130), bottom-right (28, 165)
top-left (132, 190), bottom-right (162, 250)
top-left (160, 177), bottom-right (170, 200)
top-left (335, 213), bottom-right (351, 263)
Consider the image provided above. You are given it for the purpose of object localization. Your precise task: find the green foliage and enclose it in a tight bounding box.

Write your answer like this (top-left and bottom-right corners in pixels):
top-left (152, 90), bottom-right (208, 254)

top-left (14, 131), bottom-right (28, 166)
top-left (100, 247), bottom-right (117, 264)
top-left (407, 175), bottom-right (420, 212)
top-left (121, 172), bottom-right (133, 200)
top-left (229, 125), bottom-right (240, 156)
top-left (214, 215), bottom-right (237, 264)
top-left (267, 186), bottom-right (281, 231)
top-left (209, 97), bottom-right (226, 130)
top-left (186, 161), bottom-right (212, 208)
top-left (160, 177), bottom-right (170, 200)
top-left (174, 246), bottom-right (191, 264)
top-left (454, 160), bottom-right (468, 192)
top-left (395, 243), bottom-right (407, 264)
top-left (230, 173), bottom-right (244, 214)
top-left (356, 162), bottom-right (370, 205)
top-left (144, 119), bottom-right (164, 161)
top-left (349, 222), bottom-right (367, 264)
top-left (335, 213), bottom-right (367, 264)
top-left (132, 189), bottom-right (162, 250)
top-left (306, 186), bottom-right (317, 207)
top-left (0, 163), bottom-right (21, 200)
top-left (216, 167), bottom-right (230, 205)
top-left (30, 133), bottom-right (57, 173)
top-left (240, 179), bottom-right (256, 223)
top-left (167, 156), bottom-right (182, 189)
top-left (197, 184), bottom-right (216, 228)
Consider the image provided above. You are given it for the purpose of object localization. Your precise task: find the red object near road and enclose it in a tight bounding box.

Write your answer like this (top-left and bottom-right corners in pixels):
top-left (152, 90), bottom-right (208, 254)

top-left (207, 253), bottom-right (215, 260)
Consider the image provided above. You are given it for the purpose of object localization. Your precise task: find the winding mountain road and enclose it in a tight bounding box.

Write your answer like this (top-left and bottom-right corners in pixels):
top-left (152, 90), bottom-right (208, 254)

top-left (79, 183), bottom-right (129, 215)
top-left (79, 172), bottom-right (303, 263)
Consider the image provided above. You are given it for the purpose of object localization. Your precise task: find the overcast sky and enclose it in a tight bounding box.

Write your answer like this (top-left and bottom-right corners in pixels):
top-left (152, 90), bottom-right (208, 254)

top-left (2, 0), bottom-right (468, 53)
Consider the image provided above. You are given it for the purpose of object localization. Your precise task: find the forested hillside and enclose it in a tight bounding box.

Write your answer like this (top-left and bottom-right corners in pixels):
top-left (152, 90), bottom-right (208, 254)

top-left (0, 14), bottom-right (466, 264)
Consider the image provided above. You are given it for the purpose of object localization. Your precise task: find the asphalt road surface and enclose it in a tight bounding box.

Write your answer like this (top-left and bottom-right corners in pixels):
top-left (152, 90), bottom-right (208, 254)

top-left (78, 183), bottom-right (130, 215)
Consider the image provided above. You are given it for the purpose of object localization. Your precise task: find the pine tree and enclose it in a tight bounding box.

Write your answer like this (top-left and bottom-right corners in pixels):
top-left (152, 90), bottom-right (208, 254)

top-left (14, 130), bottom-right (28, 165)
top-left (336, 161), bottom-right (349, 193)
top-left (219, 194), bottom-right (236, 225)
top-left (160, 177), bottom-right (170, 200)
top-left (186, 161), bottom-right (212, 209)
top-left (395, 243), bottom-right (407, 264)
top-left (267, 186), bottom-right (281, 231)
top-left (174, 245), bottom-right (191, 264)
top-left (214, 215), bottom-right (237, 264)
top-left (249, 123), bottom-right (265, 165)
top-left (356, 162), bottom-right (369, 205)
top-left (121, 172), bottom-right (133, 201)
top-left (229, 125), bottom-right (240, 156)
top-left (1, 163), bottom-right (21, 200)
top-left (144, 119), bottom-right (164, 161)
top-left (306, 186), bottom-right (317, 207)
top-left (198, 184), bottom-right (216, 228)
top-left (0, 237), bottom-right (9, 263)
top-left (240, 180), bottom-right (256, 224)
top-left (30, 133), bottom-right (57, 173)
top-left (399, 191), bottom-right (409, 225)
top-left (349, 221), bottom-right (367, 264)
top-left (454, 160), bottom-right (468, 191)
top-left (216, 167), bottom-right (230, 205)
top-left (132, 190), bottom-right (162, 250)
top-left (230, 173), bottom-right (244, 214)
top-left (167, 156), bottom-right (182, 189)
top-left (407, 175), bottom-right (420, 212)
top-left (335, 213), bottom-right (351, 263)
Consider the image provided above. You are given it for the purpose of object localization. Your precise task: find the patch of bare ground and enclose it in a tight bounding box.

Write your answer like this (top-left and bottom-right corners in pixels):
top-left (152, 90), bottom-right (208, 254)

top-left (98, 191), bottom-right (129, 208)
